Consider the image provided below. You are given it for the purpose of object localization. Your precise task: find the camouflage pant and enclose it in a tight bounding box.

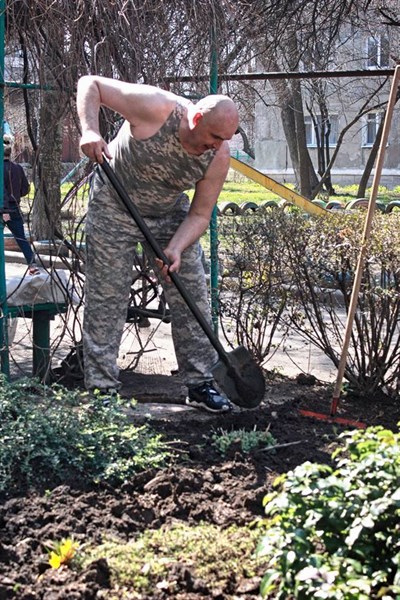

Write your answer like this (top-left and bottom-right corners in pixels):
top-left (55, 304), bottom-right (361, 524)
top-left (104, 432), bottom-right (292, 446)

top-left (83, 174), bottom-right (218, 391)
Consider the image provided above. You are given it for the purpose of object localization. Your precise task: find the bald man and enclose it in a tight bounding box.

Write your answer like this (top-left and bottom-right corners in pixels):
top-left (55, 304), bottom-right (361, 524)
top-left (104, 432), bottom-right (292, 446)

top-left (77, 76), bottom-right (239, 413)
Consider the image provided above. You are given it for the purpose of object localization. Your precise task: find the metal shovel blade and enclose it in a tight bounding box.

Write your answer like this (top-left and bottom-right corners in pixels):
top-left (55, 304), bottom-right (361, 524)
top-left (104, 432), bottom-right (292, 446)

top-left (212, 346), bottom-right (265, 408)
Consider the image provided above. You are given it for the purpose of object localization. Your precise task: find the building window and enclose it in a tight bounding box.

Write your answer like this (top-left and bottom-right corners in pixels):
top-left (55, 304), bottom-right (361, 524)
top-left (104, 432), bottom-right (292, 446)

top-left (363, 112), bottom-right (381, 147)
top-left (305, 115), bottom-right (338, 147)
top-left (366, 35), bottom-right (390, 68)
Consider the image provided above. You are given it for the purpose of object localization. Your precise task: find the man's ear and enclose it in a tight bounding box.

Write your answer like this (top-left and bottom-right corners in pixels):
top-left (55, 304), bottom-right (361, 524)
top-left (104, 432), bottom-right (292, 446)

top-left (192, 111), bottom-right (203, 128)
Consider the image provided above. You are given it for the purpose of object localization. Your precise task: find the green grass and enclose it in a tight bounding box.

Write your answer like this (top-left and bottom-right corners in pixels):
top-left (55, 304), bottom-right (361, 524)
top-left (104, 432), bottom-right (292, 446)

top-left (24, 179), bottom-right (400, 217)
top-left (82, 522), bottom-right (265, 596)
top-left (219, 180), bottom-right (283, 203)
top-left (187, 179), bottom-right (399, 210)
top-left (217, 180), bottom-right (400, 209)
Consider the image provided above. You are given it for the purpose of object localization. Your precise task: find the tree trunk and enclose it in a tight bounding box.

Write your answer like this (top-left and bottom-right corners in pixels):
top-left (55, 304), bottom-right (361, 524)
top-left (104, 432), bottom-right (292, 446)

top-left (31, 88), bottom-right (63, 241)
top-left (280, 99), bottom-right (300, 184)
top-left (291, 79), bottom-right (317, 198)
top-left (270, 57), bottom-right (318, 199)
top-left (276, 84), bottom-right (318, 199)
top-left (357, 116), bottom-right (384, 198)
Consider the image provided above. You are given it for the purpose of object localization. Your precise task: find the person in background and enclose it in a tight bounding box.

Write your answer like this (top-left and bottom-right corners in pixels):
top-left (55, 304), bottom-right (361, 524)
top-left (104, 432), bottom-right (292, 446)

top-left (2, 134), bottom-right (39, 276)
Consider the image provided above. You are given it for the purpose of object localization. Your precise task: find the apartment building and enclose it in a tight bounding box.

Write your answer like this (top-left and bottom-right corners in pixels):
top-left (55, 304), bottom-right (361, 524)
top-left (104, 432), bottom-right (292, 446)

top-left (253, 25), bottom-right (400, 189)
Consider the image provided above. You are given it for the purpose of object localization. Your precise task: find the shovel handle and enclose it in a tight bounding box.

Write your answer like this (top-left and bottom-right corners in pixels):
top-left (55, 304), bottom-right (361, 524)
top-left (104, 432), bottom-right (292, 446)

top-left (99, 159), bottom-right (229, 363)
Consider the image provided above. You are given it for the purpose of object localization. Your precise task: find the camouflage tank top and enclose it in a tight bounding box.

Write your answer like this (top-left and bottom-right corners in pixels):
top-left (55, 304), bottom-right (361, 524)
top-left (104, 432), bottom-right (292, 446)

top-left (106, 101), bottom-right (216, 217)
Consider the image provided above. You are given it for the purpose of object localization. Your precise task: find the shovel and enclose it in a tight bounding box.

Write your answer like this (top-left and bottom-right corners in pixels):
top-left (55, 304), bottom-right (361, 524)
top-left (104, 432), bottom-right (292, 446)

top-left (99, 159), bottom-right (265, 408)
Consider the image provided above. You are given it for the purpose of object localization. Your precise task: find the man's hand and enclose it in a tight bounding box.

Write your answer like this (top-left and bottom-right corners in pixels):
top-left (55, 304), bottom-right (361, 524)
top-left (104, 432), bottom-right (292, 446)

top-left (80, 131), bottom-right (111, 163)
top-left (2, 213), bottom-right (10, 222)
top-left (155, 247), bottom-right (182, 283)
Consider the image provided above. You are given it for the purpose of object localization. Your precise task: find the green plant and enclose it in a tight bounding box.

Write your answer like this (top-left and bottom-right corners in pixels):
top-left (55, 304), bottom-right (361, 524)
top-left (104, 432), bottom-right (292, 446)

top-left (0, 377), bottom-right (171, 493)
top-left (257, 425), bottom-right (400, 599)
top-left (83, 522), bottom-right (263, 596)
top-left (212, 426), bottom-right (276, 455)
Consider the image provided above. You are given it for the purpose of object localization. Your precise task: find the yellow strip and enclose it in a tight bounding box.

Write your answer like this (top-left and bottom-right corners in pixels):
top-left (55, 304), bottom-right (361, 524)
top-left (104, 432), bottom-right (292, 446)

top-left (230, 157), bottom-right (328, 217)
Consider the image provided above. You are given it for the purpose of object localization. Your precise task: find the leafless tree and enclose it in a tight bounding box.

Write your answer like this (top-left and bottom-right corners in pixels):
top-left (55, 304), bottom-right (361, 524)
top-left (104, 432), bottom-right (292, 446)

top-left (4, 0), bottom-right (395, 231)
top-left (4, 1), bottom-right (241, 237)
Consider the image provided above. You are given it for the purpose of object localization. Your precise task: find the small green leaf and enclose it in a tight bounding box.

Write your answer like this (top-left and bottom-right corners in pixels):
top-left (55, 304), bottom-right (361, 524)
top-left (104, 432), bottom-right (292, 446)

top-left (260, 569), bottom-right (280, 597)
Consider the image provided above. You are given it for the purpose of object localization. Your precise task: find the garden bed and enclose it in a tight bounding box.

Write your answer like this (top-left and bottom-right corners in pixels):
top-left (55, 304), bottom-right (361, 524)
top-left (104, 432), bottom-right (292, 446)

top-left (1, 373), bottom-right (399, 599)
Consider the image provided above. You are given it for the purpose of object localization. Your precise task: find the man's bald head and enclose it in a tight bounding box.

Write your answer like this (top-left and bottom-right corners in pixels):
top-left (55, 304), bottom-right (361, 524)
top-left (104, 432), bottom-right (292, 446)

top-left (184, 94), bottom-right (239, 154)
top-left (195, 95), bottom-right (239, 138)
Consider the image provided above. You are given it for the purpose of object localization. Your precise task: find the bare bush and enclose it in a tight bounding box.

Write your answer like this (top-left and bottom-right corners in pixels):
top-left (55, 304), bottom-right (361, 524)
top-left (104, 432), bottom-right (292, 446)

top-left (218, 210), bottom-right (290, 366)
top-left (282, 212), bottom-right (400, 396)
top-left (218, 209), bottom-right (400, 398)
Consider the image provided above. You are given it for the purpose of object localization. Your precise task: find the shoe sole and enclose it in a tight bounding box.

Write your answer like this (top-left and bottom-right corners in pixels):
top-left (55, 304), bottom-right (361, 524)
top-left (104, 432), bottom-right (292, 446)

top-left (185, 397), bottom-right (232, 414)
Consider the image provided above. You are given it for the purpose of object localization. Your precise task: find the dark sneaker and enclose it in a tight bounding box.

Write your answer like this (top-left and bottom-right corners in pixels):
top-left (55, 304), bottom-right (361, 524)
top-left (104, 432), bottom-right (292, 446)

top-left (186, 382), bottom-right (233, 413)
top-left (85, 388), bottom-right (120, 407)
top-left (97, 388), bottom-right (119, 407)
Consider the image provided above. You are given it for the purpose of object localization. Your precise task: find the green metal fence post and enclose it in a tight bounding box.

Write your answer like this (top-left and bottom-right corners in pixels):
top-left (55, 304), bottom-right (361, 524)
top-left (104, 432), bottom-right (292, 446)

top-left (209, 26), bottom-right (219, 334)
top-left (0, 0), bottom-right (10, 377)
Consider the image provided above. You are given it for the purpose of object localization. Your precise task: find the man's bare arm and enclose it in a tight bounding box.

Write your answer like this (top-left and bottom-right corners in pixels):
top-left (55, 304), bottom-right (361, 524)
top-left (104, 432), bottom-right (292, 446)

top-left (77, 75), bottom-right (176, 162)
top-left (157, 143), bottom-right (230, 281)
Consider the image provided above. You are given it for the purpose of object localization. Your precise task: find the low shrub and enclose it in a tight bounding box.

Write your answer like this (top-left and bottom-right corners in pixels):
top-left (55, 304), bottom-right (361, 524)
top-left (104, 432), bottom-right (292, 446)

top-left (218, 210), bottom-right (290, 365)
top-left (280, 211), bottom-right (400, 397)
top-left (0, 377), bottom-right (170, 493)
top-left (218, 209), bottom-right (400, 397)
top-left (257, 424), bottom-right (400, 599)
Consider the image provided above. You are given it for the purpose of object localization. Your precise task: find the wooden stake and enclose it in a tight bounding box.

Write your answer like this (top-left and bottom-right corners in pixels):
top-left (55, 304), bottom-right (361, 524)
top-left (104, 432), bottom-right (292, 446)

top-left (331, 65), bottom-right (400, 416)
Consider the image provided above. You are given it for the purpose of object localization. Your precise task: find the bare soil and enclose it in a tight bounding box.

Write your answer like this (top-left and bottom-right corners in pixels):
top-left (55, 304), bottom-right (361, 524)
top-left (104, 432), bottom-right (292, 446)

top-left (1, 372), bottom-right (399, 600)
